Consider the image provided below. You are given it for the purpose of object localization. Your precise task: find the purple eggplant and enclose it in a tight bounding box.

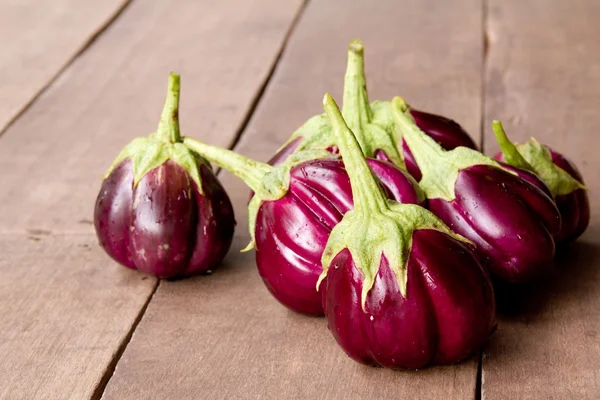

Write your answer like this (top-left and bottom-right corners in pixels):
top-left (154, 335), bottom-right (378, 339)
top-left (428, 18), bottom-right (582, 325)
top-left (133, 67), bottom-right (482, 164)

top-left (403, 109), bottom-right (477, 181)
top-left (391, 97), bottom-right (561, 284)
top-left (94, 73), bottom-right (235, 278)
top-left (269, 39), bottom-right (478, 181)
top-left (183, 141), bottom-right (424, 316)
top-left (492, 120), bottom-right (589, 243)
top-left (319, 93), bottom-right (495, 369)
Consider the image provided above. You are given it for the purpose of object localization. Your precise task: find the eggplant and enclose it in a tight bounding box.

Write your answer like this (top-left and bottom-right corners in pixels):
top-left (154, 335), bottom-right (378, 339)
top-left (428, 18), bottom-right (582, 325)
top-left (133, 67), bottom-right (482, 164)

top-left (391, 97), bottom-right (561, 283)
top-left (319, 93), bottom-right (495, 369)
top-left (183, 140), bottom-right (424, 316)
top-left (492, 120), bottom-right (589, 243)
top-left (94, 73), bottom-right (235, 278)
top-left (403, 109), bottom-right (477, 181)
top-left (270, 39), bottom-right (478, 181)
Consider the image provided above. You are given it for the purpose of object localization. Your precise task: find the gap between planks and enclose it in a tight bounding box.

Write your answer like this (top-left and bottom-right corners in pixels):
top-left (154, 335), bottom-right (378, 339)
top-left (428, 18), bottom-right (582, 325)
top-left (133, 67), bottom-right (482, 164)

top-left (222, 0), bottom-right (311, 153)
top-left (476, 1), bottom-right (490, 398)
top-left (0, 0), bottom-right (135, 139)
top-left (479, 0), bottom-right (490, 151)
top-left (91, 1), bottom-right (311, 398)
top-left (90, 278), bottom-right (160, 400)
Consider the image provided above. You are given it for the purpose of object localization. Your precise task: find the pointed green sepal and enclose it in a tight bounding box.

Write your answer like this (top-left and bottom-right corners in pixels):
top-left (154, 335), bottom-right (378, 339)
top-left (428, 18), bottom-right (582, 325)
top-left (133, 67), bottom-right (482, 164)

top-left (516, 138), bottom-right (586, 196)
top-left (319, 93), bottom-right (470, 311)
top-left (319, 201), bottom-right (469, 309)
top-left (275, 40), bottom-right (405, 169)
top-left (277, 113), bottom-right (332, 154)
top-left (244, 149), bottom-right (333, 250)
top-left (491, 120), bottom-right (586, 196)
top-left (183, 136), bottom-right (333, 251)
top-left (391, 97), bottom-right (513, 201)
top-left (103, 73), bottom-right (205, 194)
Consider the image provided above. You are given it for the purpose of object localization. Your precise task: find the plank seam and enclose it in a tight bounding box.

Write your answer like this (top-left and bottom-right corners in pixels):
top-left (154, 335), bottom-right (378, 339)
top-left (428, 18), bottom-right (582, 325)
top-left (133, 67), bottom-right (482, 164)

top-left (92, 278), bottom-right (160, 400)
top-left (479, 0), bottom-right (490, 150)
top-left (478, 0), bottom-right (489, 398)
top-left (223, 0), bottom-right (311, 153)
top-left (0, 0), bottom-right (135, 140)
top-left (91, 1), bottom-right (312, 397)
top-left (475, 351), bottom-right (483, 400)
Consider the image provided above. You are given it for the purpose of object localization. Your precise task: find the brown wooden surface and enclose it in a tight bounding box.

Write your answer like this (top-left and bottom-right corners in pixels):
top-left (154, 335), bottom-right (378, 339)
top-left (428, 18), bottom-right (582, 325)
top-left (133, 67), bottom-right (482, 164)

top-left (0, 0), bottom-right (130, 133)
top-left (2, 0), bottom-right (600, 398)
top-left (0, 234), bottom-right (155, 400)
top-left (0, 0), bottom-right (304, 398)
top-left (482, 0), bottom-right (600, 398)
top-left (0, 0), bottom-right (304, 233)
top-left (102, 0), bottom-right (484, 398)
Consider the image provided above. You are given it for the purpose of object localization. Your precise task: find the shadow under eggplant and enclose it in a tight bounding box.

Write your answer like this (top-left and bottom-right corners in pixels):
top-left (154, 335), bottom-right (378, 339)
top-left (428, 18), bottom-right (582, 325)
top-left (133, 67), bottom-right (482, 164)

top-left (493, 233), bottom-right (600, 319)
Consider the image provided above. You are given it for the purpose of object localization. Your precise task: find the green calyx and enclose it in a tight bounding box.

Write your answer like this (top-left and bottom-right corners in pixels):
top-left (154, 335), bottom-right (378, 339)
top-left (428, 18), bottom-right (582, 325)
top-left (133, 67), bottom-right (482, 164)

top-left (277, 39), bottom-right (404, 168)
top-left (391, 96), bottom-right (512, 201)
top-left (318, 93), bottom-right (469, 310)
top-left (183, 137), bottom-right (333, 250)
top-left (493, 120), bottom-right (586, 197)
top-left (104, 73), bottom-right (204, 193)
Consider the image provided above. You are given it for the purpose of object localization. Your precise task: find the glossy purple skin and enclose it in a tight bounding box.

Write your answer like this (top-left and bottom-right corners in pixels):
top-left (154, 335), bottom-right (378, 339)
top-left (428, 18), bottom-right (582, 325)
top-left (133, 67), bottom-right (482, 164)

top-left (495, 148), bottom-right (590, 243)
top-left (401, 109), bottom-right (478, 181)
top-left (269, 110), bottom-right (477, 181)
top-left (498, 163), bottom-right (553, 198)
top-left (254, 158), bottom-right (423, 316)
top-left (94, 159), bottom-right (235, 278)
top-left (268, 137), bottom-right (302, 166)
top-left (321, 230), bottom-right (495, 369)
top-left (429, 165), bottom-right (561, 283)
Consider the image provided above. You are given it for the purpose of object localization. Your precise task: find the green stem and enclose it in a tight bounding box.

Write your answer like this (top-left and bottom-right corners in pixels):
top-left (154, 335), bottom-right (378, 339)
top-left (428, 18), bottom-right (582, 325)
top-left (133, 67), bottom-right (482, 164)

top-left (391, 96), bottom-right (445, 169)
top-left (492, 120), bottom-right (533, 171)
top-left (323, 93), bottom-right (387, 214)
top-left (183, 137), bottom-right (273, 194)
top-left (156, 72), bottom-right (181, 143)
top-left (342, 39), bottom-right (373, 132)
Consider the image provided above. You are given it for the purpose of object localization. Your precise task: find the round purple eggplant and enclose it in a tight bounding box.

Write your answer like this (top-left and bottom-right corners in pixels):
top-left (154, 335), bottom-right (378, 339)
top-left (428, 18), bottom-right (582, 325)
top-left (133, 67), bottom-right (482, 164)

top-left (94, 73), bottom-right (235, 278)
top-left (183, 140), bottom-right (424, 316)
top-left (269, 39), bottom-right (478, 181)
top-left (391, 97), bottom-right (561, 284)
top-left (492, 120), bottom-right (589, 243)
top-left (319, 93), bottom-right (495, 369)
top-left (402, 109), bottom-right (477, 181)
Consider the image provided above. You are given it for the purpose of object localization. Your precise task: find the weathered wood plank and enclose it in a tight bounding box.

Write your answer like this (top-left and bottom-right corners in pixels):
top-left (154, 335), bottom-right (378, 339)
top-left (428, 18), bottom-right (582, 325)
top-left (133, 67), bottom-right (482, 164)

top-left (0, 0), bottom-right (305, 233)
top-left (0, 0), bottom-right (130, 133)
top-left (0, 234), bottom-right (156, 400)
top-left (0, 0), bottom-right (305, 398)
top-left (483, 0), bottom-right (600, 398)
top-left (103, 0), bottom-right (484, 398)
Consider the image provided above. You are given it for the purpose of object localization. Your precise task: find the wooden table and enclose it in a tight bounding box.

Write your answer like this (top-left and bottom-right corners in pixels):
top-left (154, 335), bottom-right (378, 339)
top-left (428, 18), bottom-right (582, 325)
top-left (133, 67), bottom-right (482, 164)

top-left (1, 0), bottom-right (598, 398)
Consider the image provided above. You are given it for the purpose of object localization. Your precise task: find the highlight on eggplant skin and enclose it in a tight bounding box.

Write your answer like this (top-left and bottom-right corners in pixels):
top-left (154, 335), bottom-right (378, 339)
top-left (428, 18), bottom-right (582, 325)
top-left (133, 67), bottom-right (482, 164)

top-left (94, 73), bottom-right (235, 279)
top-left (427, 164), bottom-right (560, 283)
top-left (183, 136), bottom-right (424, 316)
top-left (321, 231), bottom-right (496, 369)
top-left (491, 120), bottom-right (589, 244)
top-left (402, 109), bottom-right (478, 181)
top-left (255, 157), bottom-right (424, 316)
top-left (548, 149), bottom-right (590, 243)
top-left (94, 160), bottom-right (235, 278)
top-left (267, 39), bottom-right (478, 181)
top-left (392, 97), bottom-right (561, 284)
top-left (319, 93), bottom-right (495, 369)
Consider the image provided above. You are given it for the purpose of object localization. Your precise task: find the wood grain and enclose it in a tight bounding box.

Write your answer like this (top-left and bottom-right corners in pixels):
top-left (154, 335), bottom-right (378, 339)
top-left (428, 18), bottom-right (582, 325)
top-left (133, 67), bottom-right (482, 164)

top-left (0, 234), bottom-right (156, 400)
top-left (0, 0), bottom-right (305, 233)
top-left (103, 0), bottom-right (485, 398)
top-left (483, 0), bottom-right (600, 398)
top-left (0, 0), bottom-right (131, 133)
top-left (0, 0), bottom-right (305, 398)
